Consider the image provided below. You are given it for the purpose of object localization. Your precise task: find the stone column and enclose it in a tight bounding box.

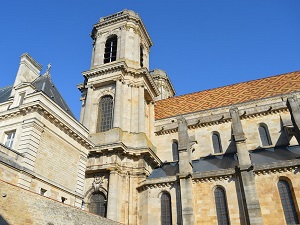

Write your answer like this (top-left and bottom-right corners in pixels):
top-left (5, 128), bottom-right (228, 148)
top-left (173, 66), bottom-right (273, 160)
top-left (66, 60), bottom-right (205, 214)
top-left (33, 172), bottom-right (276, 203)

top-left (177, 116), bottom-right (194, 225)
top-left (107, 170), bottom-right (120, 222)
top-left (138, 85), bottom-right (145, 133)
top-left (230, 107), bottom-right (263, 225)
top-left (287, 95), bottom-right (300, 144)
top-left (113, 80), bottom-right (123, 129)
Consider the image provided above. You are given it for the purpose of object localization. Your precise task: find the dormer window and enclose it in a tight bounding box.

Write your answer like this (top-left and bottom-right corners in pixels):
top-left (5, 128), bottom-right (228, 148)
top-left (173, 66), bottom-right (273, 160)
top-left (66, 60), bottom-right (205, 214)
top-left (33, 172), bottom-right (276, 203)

top-left (104, 35), bottom-right (117, 64)
top-left (18, 92), bottom-right (25, 106)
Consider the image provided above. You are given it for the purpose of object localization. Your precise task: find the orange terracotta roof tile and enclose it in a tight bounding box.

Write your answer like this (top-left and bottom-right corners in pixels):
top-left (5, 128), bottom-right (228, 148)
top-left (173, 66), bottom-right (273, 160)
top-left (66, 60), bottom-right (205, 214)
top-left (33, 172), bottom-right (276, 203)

top-left (155, 70), bottom-right (300, 120)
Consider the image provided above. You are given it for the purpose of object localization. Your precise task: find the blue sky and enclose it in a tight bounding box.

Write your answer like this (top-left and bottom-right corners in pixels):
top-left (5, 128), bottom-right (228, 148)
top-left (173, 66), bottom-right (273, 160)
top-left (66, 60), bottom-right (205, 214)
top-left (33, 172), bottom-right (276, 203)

top-left (1, 1), bottom-right (300, 119)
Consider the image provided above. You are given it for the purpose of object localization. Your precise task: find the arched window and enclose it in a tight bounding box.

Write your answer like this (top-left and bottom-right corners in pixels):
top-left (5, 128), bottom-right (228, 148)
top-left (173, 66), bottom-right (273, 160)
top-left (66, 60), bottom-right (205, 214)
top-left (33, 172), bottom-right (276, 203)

top-left (172, 140), bottom-right (179, 161)
top-left (214, 187), bottom-right (230, 225)
top-left (98, 95), bottom-right (113, 132)
top-left (89, 192), bottom-right (107, 217)
top-left (258, 124), bottom-right (272, 146)
top-left (104, 35), bottom-right (117, 64)
top-left (212, 132), bottom-right (222, 154)
top-left (161, 192), bottom-right (172, 225)
top-left (278, 180), bottom-right (299, 224)
top-left (140, 45), bottom-right (144, 67)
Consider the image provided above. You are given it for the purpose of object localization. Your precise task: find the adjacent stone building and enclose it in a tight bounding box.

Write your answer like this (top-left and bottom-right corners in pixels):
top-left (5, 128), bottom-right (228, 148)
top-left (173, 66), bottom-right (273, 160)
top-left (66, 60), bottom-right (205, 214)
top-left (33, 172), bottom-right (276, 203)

top-left (0, 9), bottom-right (299, 225)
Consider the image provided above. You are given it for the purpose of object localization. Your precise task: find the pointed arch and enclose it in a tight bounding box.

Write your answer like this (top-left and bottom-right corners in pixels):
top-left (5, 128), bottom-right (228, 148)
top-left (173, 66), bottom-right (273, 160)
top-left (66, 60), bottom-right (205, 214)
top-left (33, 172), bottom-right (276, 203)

top-left (161, 192), bottom-right (172, 225)
top-left (258, 123), bottom-right (272, 146)
top-left (277, 179), bottom-right (299, 224)
top-left (214, 186), bottom-right (230, 225)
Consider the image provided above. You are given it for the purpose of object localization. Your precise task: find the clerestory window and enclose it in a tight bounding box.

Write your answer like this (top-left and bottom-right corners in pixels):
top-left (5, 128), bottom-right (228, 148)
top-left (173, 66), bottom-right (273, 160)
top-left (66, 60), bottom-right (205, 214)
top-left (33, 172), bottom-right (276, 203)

top-left (172, 140), bottom-right (179, 161)
top-left (161, 192), bottom-right (172, 225)
top-left (214, 187), bottom-right (230, 225)
top-left (98, 95), bottom-right (114, 132)
top-left (278, 180), bottom-right (299, 224)
top-left (104, 35), bottom-right (117, 64)
top-left (258, 124), bottom-right (272, 146)
top-left (212, 132), bottom-right (222, 154)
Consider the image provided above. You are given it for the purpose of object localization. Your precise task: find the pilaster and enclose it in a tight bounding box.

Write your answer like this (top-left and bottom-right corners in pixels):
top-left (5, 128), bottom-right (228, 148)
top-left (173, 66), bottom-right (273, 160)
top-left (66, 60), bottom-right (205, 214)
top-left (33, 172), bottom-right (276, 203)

top-left (17, 118), bottom-right (44, 189)
top-left (18, 118), bottom-right (44, 171)
top-left (138, 85), bottom-right (145, 133)
top-left (113, 79), bottom-right (123, 129)
top-left (107, 170), bottom-right (120, 221)
top-left (74, 154), bottom-right (87, 207)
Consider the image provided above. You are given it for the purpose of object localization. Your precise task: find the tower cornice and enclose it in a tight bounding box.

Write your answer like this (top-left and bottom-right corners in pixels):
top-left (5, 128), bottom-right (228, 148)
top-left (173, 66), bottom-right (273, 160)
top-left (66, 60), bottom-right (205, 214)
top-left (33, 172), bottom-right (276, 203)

top-left (93, 9), bottom-right (153, 48)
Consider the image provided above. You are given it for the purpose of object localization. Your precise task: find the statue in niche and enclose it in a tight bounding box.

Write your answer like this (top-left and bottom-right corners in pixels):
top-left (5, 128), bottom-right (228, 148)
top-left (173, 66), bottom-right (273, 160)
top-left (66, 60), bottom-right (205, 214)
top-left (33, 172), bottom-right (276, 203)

top-left (93, 173), bottom-right (105, 192)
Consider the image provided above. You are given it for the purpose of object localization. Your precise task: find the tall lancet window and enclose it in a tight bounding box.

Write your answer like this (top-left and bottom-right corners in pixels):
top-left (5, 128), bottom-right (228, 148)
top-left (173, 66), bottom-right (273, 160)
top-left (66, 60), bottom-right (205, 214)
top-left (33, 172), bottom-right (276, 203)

top-left (214, 187), bottom-right (230, 225)
top-left (172, 140), bottom-right (179, 161)
top-left (161, 192), bottom-right (172, 225)
top-left (258, 123), bottom-right (272, 146)
top-left (212, 132), bottom-right (222, 154)
top-left (98, 95), bottom-right (113, 132)
top-left (89, 192), bottom-right (107, 217)
top-left (277, 179), bottom-right (299, 225)
top-left (104, 35), bottom-right (117, 64)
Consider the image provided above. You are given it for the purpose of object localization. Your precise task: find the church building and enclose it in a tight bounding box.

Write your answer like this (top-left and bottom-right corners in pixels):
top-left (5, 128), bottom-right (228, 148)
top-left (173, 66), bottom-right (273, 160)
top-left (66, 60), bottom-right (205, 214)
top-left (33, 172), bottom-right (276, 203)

top-left (0, 10), bottom-right (299, 225)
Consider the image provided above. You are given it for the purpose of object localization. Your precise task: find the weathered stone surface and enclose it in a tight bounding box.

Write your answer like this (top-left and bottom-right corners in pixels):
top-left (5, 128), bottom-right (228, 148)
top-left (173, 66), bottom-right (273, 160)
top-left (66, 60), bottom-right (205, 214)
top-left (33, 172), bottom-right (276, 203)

top-left (0, 179), bottom-right (121, 225)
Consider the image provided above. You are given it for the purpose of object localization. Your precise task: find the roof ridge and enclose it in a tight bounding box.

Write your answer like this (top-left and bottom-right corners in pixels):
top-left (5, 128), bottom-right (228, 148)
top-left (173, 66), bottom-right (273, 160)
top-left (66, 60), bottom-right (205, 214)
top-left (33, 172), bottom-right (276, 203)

top-left (157, 70), bottom-right (300, 103)
top-left (155, 69), bottom-right (300, 120)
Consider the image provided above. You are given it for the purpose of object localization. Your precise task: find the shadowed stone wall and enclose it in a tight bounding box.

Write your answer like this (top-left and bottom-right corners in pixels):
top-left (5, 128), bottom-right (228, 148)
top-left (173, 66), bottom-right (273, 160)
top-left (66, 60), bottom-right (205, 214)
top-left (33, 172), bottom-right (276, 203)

top-left (0, 179), bottom-right (121, 225)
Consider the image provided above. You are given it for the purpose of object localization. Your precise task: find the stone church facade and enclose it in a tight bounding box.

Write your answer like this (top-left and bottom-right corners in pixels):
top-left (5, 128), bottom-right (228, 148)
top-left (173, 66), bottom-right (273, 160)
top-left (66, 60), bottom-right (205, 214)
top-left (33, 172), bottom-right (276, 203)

top-left (0, 9), bottom-right (300, 225)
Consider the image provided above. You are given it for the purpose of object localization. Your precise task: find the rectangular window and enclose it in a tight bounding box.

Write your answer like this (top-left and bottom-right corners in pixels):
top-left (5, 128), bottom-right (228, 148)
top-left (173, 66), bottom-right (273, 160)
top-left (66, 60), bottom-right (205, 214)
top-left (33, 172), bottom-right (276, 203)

top-left (4, 130), bottom-right (16, 148)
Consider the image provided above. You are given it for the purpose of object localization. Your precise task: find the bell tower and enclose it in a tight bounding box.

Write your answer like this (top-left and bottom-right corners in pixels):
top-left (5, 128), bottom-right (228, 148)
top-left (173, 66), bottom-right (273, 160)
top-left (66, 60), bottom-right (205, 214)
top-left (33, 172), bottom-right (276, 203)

top-left (90, 10), bottom-right (152, 70)
top-left (79, 10), bottom-right (159, 135)
top-left (79, 10), bottom-right (161, 224)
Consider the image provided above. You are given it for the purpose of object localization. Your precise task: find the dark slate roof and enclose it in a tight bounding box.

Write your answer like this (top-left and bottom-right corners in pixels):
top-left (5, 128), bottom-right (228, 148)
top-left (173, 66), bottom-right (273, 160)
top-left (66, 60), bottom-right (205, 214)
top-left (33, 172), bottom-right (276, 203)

top-left (0, 85), bottom-right (13, 103)
top-left (147, 162), bottom-right (179, 179)
top-left (32, 75), bottom-right (75, 118)
top-left (250, 145), bottom-right (300, 165)
top-left (0, 75), bottom-right (74, 118)
top-left (147, 146), bottom-right (300, 179)
top-left (192, 153), bottom-right (238, 173)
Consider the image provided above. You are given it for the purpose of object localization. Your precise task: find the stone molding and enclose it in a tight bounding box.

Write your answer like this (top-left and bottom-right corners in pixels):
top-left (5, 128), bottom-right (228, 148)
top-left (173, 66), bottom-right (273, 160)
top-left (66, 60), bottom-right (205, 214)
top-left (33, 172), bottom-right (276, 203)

top-left (155, 100), bottom-right (288, 136)
top-left (137, 177), bottom-right (176, 192)
top-left (192, 168), bottom-right (235, 183)
top-left (253, 159), bottom-right (300, 175)
top-left (83, 61), bottom-right (159, 98)
top-left (0, 95), bottom-right (93, 150)
top-left (95, 10), bottom-right (153, 47)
